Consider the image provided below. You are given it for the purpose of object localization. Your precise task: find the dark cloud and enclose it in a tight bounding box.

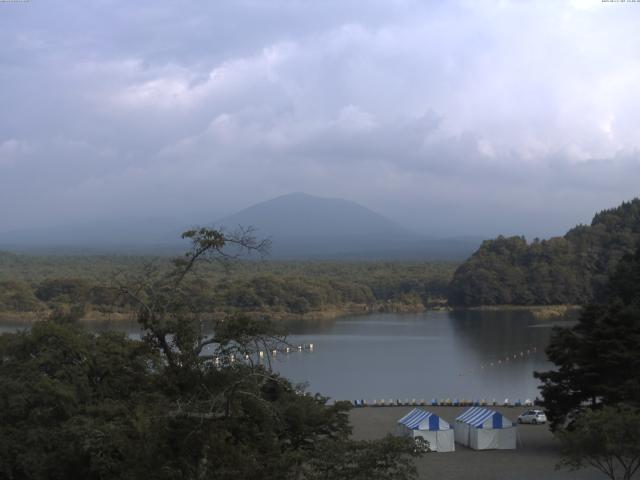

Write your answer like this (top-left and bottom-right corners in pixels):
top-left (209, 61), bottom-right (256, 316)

top-left (0, 0), bottom-right (639, 237)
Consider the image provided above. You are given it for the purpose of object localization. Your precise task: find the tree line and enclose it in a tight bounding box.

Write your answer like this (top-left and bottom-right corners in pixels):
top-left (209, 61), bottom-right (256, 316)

top-left (448, 198), bottom-right (640, 306)
top-left (0, 255), bottom-right (455, 319)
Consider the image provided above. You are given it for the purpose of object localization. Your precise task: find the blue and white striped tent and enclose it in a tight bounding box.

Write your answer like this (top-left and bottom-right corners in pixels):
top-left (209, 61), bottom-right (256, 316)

top-left (456, 407), bottom-right (514, 429)
top-left (454, 407), bottom-right (516, 450)
top-left (396, 408), bottom-right (455, 452)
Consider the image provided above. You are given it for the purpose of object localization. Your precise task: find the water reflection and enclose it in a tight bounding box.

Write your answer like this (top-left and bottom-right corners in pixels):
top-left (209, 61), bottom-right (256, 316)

top-left (275, 310), bottom-right (571, 401)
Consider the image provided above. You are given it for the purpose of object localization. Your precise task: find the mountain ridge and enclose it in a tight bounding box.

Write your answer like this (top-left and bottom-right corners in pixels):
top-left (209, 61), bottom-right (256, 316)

top-left (217, 192), bottom-right (412, 238)
top-left (216, 193), bottom-right (479, 259)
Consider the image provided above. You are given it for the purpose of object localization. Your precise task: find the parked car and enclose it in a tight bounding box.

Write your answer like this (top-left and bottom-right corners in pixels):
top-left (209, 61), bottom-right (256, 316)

top-left (518, 409), bottom-right (547, 424)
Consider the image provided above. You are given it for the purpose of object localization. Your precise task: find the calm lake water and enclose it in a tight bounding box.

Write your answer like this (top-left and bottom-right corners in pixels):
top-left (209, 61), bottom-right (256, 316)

top-left (277, 310), bottom-right (573, 402)
top-left (0, 309), bottom-right (574, 402)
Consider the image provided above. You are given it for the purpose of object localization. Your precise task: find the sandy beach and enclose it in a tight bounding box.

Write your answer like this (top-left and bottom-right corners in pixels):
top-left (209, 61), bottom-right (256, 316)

top-left (349, 406), bottom-right (606, 480)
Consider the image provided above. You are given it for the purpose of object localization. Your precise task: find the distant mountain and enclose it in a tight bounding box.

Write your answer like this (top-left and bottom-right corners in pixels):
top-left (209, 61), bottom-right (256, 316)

top-left (448, 198), bottom-right (640, 306)
top-left (0, 193), bottom-right (482, 259)
top-left (217, 193), bottom-right (480, 260)
top-left (219, 192), bottom-right (408, 237)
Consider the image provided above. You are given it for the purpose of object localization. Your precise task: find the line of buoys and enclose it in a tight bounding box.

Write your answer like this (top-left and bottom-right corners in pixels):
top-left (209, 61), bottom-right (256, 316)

top-left (209, 343), bottom-right (315, 367)
top-left (459, 346), bottom-right (540, 377)
top-left (354, 398), bottom-right (535, 408)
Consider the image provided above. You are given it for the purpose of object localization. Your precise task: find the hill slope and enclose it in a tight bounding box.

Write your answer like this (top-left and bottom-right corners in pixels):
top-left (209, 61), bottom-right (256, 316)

top-left (448, 198), bottom-right (640, 306)
top-left (219, 192), bottom-right (408, 238)
top-left (0, 193), bottom-right (481, 259)
top-left (217, 193), bottom-right (479, 259)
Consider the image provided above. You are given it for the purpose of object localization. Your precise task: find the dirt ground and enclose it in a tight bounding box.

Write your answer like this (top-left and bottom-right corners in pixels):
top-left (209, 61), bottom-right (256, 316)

top-left (349, 406), bottom-right (607, 480)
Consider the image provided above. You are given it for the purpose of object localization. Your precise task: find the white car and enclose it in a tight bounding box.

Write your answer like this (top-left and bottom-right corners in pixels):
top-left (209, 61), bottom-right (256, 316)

top-left (518, 409), bottom-right (547, 424)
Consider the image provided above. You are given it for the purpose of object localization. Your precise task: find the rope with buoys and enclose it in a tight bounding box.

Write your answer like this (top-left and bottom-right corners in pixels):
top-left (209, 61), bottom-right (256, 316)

top-left (210, 342), bottom-right (315, 367)
top-left (457, 346), bottom-right (541, 377)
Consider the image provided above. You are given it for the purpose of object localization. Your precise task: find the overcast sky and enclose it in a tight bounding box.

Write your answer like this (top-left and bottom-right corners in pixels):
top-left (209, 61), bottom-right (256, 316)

top-left (1, 0), bottom-right (639, 238)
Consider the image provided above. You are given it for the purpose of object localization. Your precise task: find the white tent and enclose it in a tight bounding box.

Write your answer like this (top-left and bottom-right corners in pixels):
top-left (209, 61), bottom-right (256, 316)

top-left (454, 407), bottom-right (516, 450)
top-left (396, 408), bottom-right (455, 452)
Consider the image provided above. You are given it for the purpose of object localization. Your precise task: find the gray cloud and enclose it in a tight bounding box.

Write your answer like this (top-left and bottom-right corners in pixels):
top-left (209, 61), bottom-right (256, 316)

top-left (1, 0), bottom-right (639, 237)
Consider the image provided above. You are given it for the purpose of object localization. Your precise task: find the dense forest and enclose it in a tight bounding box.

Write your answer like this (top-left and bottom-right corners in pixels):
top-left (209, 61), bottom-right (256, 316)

top-left (0, 229), bottom-right (421, 479)
top-left (4, 198), bottom-right (639, 316)
top-left (448, 199), bottom-right (640, 306)
top-left (0, 253), bottom-right (456, 321)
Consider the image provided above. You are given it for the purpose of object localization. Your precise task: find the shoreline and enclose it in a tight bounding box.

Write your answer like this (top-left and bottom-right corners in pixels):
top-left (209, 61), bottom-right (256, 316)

top-left (0, 303), bottom-right (580, 324)
top-left (0, 301), bottom-right (426, 324)
top-left (459, 304), bottom-right (581, 320)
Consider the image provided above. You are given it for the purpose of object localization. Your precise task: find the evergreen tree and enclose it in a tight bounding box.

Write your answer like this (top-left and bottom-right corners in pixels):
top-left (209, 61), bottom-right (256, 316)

top-left (535, 247), bottom-right (640, 430)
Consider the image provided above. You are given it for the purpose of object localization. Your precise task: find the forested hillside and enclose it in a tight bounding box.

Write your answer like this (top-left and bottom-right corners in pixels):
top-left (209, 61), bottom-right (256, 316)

top-left (0, 255), bottom-right (455, 320)
top-left (448, 199), bottom-right (640, 306)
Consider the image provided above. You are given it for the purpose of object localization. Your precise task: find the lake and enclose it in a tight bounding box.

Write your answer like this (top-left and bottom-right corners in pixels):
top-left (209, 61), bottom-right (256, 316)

top-left (277, 309), bottom-right (572, 402)
top-left (0, 309), bottom-right (573, 402)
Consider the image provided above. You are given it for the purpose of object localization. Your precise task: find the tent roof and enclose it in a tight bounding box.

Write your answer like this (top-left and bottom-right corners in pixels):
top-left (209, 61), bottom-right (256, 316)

top-left (397, 408), bottom-right (449, 431)
top-left (455, 407), bottom-right (513, 428)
